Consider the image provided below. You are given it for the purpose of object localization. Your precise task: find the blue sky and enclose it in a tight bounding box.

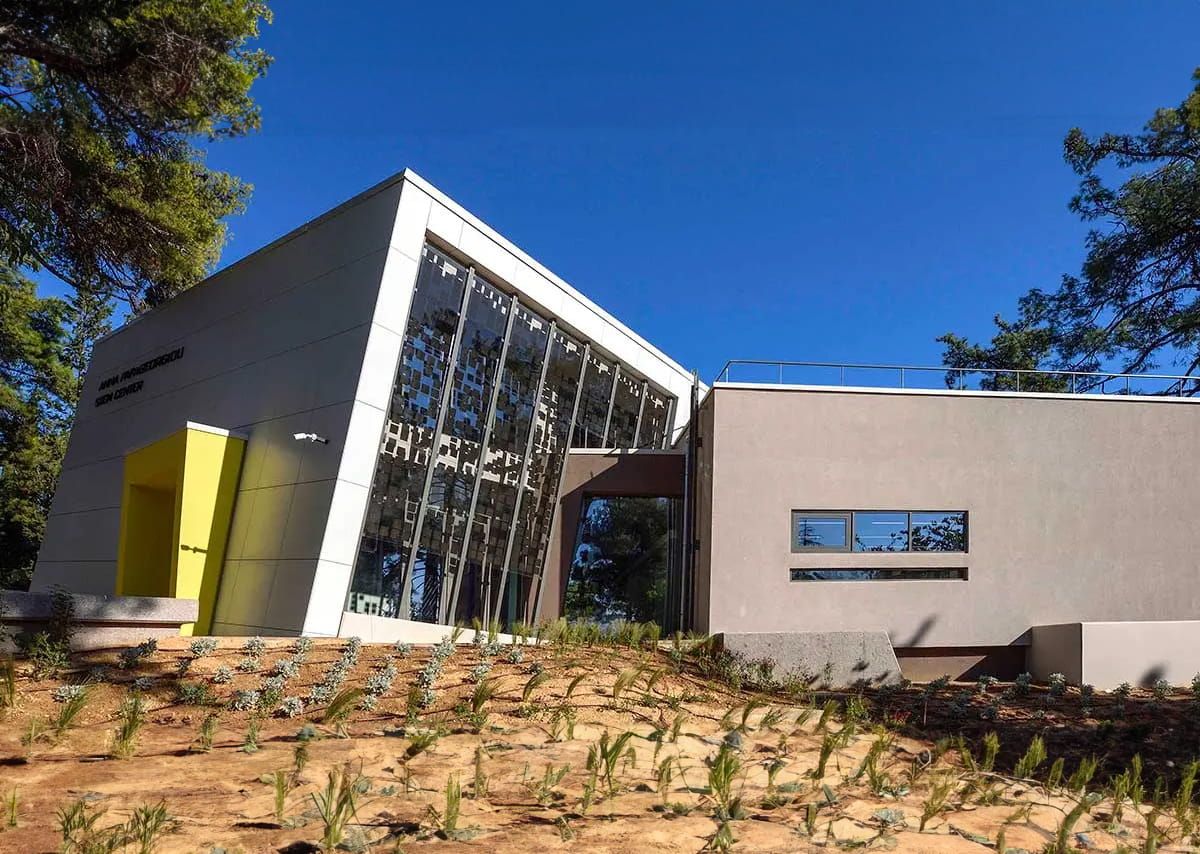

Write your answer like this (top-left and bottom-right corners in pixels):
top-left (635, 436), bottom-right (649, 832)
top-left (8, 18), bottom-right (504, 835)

top-left (198, 1), bottom-right (1200, 383)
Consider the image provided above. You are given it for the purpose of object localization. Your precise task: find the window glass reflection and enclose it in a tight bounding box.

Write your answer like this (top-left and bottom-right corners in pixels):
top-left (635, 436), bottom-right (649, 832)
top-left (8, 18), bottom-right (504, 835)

top-left (791, 514), bottom-right (849, 550)
top-left (910, 512), bottom-right (967, 552)
top-left (852, 512), bottom-right (909, 552)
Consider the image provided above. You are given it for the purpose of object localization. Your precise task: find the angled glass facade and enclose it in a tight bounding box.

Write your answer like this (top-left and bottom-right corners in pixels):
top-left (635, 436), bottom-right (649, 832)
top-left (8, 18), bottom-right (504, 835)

top-left (348, 242), bottom-right (676, 626)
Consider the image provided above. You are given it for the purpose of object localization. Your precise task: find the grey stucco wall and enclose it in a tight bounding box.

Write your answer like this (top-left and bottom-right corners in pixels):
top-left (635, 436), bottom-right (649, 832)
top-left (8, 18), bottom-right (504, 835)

top-left (701, 384), bottom-right (1200, 649)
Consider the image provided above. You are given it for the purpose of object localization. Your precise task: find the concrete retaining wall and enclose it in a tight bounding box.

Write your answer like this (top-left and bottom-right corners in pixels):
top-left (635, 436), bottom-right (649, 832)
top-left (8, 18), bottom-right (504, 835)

top-left (1, 591), bottom-right (197, 651)
top-left (714, 630), bottom-right (901, 689)
top-left (1031, 621), bottom-right (1200, 689)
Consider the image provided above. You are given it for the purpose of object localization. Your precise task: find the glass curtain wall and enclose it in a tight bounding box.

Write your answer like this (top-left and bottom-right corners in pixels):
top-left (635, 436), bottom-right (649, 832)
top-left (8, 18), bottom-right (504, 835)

top-left (348, 242), bottom-right (676, 627)
top-left (348, 244), bottom-right (467, 618)
top-left (496, 328), bottom-right (586, 627)
top-left (571, 352), bottom-right (614, 448)
top-left (450, 303), bottom-right (550, 624)
top-left (638, 387), bottom-right (673, 448)
top-left (407, 274), bottom-right (511, 622)
top-left (606, 370), bottom-right (643, 447)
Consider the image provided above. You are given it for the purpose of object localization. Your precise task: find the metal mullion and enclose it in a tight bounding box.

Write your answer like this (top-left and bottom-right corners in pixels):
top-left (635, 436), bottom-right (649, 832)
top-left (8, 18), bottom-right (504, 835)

top-left (632, 380), bottom-right (648, 448)
top-left (443, 293), bottom-right (519, 624)
top-left (397, 267), bottom-right (475, 621)
top-left (530, 342), bottom-right (591, 621)
top-left (489, 320), bottom-right (557, 624)
top-left (663, 395), bottom-right (678, 449)
top-left (600, 362), bottom-right (620, 447)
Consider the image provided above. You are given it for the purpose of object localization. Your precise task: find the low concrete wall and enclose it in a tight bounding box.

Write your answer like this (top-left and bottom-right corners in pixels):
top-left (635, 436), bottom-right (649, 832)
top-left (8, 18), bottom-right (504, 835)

top-left (895, 644), bottom-right (1028, 682)
top-left (338, 611), bottom-right (525, 646)
top-left (1030, 621), bottom-right (1200, 689)
top-left (1, 591), bottom-right (198, 651)
top-left (1028, 624), bottom-right (1084, 685)
top-left (714, 631), bottom-right (901, 688)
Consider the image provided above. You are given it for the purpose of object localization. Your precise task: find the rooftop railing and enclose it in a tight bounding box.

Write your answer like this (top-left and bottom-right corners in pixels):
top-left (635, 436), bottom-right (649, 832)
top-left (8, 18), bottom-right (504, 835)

top-left (713, 360), bottom-right (1200, 397)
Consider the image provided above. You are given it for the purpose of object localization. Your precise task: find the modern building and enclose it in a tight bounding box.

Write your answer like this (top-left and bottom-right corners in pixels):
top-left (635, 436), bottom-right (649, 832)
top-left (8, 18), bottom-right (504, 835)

top-left (31, 170), bottom-right (1200, 683)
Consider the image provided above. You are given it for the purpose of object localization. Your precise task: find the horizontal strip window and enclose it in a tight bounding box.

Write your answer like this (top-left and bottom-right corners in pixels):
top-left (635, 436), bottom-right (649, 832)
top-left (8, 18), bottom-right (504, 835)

top-left (791, 510), bottom-right (967, 553)
top-left (790, 568), bottom-right (967, 581)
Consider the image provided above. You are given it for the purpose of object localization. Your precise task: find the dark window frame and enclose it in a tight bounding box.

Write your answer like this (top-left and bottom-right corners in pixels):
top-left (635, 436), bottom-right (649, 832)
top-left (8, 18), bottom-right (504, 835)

top-left (790, 509), bottom-right (968, 554)
top-left (790, 511), bottom-right (852, 553)
top-left (790, 567), bottom-right (968, 582)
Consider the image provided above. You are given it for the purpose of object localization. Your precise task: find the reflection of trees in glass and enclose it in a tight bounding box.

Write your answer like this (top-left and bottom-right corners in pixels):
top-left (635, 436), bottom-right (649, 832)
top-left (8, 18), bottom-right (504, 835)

top-left (565, 497), bottom-right (670, 625)
top-left (910, 514), bottom-right (966, 552)
top-left (796, 522), bottom-right (823, 547)
top-left (853, 528), bottom-right (908, 552)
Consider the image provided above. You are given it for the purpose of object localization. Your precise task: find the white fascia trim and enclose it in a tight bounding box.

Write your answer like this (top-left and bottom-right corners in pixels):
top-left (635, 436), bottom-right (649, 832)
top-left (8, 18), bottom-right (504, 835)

top-left (711, 381), bottom-right (1200, 405)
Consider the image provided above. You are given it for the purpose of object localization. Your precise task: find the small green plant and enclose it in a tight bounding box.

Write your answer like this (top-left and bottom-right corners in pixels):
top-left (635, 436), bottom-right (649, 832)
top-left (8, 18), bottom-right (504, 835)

top-left (430, 773), bottom-right (462, 838)
top-left (111, 691), bottom-right (147, 759)
top-left (473, 745), bottom-right (490, 799)
top-left (856, 732), bottom-right (894, 795)
top-left (707, 819), bottom-right (736, 852)
top-left (0, 656), bottom-right (15, 712)
top-left (175, 681), bottom-right (214, 707)
top-left (564, 672), bottom-right (587, 699)
top-left (19, 586), bottom-right (75, 679)
top-left (53, 684), bottom-right (90, 740)
top-left (57, 798), bottom-right (109, 853)
top-left (1013, 734), bottom-right (1047, 780)
top-left (814, 698), bottom-right (839, 732)
top-left (189, 637), bottom-right (219, 657)
top-left (293, 741), bottom-right (309, 775)
top-left (656, 756), bottom-right (676, 802)
top-left (1047, 757), bottom-right (1065, 791)
top-left (586, 730), bottom-right (637, 800)
top-left (520, 671), bottom-right (549, 705)
top-left (403, 728), bottom-right (440, 761)
top-left (4, 788), bottom-right (17, 828)
top-left (196, 712), bottom-right (219, 752)
top-left (612, 665), bottom-right (644, 700)
top-left (708, 743), bottom-right (744, 820)
top-left (1068, 755), bottom-right (1100, 793)
top-left (812, 731), bottom-right (838, 780)
top-left (919, 773), bottom-right (954, 831)
top-left (242, 714), bottom-right (262, 753)
top-left (310, 764), bottom-right (362, 849)
top-left (526, 763), bottom-right (571, 806)
top-left (467, 676), bottom-right (500, 730)
top-left (323, 687), bottom-right (363, 736)
top-left (1045, 793), bottom-right (1100, 854)
top-left (21, 715), bottom-right (50, 752)
top-left (1174, 760), bottom-right (1199, 836)
top-left (980, 731), bottom-right (1000, 772)
top-left (126, 801), bottom-right (176, 854)
top-left (271, 769), bottom-right (291, 824)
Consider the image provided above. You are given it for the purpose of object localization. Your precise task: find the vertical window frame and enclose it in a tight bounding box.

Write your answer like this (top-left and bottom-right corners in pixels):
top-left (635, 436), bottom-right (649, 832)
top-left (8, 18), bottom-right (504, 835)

top-left (790, 511), bottom-right (852, 553)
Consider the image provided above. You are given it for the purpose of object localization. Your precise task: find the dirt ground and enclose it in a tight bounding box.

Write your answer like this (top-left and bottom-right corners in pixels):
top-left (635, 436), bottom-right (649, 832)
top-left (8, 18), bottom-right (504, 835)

top-left (0, 636), bottom-right (1195, 852)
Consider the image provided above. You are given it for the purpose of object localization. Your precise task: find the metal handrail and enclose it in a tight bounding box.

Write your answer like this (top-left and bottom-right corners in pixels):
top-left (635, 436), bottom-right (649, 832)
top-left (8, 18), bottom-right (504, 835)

top-left (713, 359), bottom-right (1200, 396)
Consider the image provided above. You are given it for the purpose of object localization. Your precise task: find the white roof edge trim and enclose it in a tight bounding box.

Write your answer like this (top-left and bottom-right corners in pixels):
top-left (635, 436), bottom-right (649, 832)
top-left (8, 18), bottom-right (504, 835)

top-left (711, 381), bottom-right (1200, 404)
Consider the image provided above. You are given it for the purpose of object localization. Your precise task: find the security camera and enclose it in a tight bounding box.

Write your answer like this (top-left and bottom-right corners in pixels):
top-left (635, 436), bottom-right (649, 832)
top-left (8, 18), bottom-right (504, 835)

top-left (293, 432), bottom-right (329, 444)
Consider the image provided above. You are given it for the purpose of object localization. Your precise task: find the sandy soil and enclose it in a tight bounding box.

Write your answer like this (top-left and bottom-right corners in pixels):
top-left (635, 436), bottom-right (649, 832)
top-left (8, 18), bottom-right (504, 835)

top-left (0, 637), bottom-right (1190, 852)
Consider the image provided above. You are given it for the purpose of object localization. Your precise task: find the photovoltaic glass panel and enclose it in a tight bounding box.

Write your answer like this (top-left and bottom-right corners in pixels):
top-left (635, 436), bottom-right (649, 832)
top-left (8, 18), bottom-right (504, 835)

top-left (409, 273), bottom-right (510, 623)
top-left (347, 245), bottom-right (468, 617)
top-left (606, 370), bottom-right (643, 447)
top-left (349, 242), bottom-right (679, 626)
top-left (638, 386), bottom-right (672, 448)
top-left (571, 352), bottom-right (614, 448)
top-left (500, 329), bottom-right (584, 624)
top-left (451, 303), bottom-right (549, 623)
